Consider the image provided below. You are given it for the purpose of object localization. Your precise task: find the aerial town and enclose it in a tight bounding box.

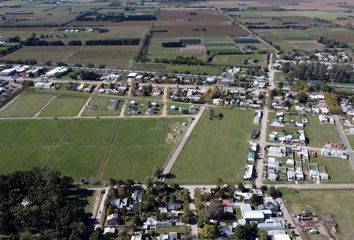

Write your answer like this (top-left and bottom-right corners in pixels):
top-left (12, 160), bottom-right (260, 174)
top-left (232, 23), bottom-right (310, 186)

top-left (0, 0), bottom-right (354, 239)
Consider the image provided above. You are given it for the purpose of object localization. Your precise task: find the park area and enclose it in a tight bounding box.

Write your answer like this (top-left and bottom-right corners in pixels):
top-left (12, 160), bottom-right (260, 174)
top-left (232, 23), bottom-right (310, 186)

top-left (171, 108), bottom-right (257, 184)
top-left (0, 118), bottom-right (189, 182)
top-left (283, 189), bottom-right (354, 240)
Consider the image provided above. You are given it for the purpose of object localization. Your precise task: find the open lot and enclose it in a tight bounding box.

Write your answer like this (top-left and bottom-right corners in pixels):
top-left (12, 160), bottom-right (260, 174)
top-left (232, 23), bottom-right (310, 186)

top-left (283, 189), bottom-right (354, 240)
top-left (0, 91), bottom-right (55, 117)
top-left (171, 108), bottom-right (257, 184)
top-left (39, 95), bottom-right (88, 117)
top-left (0, 118), bottom-right (188, 181)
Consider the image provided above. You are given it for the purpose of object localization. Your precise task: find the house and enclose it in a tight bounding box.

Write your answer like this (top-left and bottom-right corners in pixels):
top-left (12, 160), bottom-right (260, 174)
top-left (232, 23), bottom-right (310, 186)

top-left (103, 227), bottom-right (116, 235)
top-left (243, 211), bottom-right (265, 223)
top-left (159, 233), bottom-right (178, 240)
top-left (268, 146), bottom-right (286, 158)
top-left (106, 213), bottom-right (121, 226)
top-left (243, 164), bottom-right (254, 180)
top-left (168, 202), bottom-right (182, 211)
top-left (258, 219), bottom-right (285, 230)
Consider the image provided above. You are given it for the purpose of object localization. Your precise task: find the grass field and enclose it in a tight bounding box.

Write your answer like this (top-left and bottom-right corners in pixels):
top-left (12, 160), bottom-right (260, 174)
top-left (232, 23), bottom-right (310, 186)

top-left (39, 95), bottom-right (88, 117)
top-left (0, 91), bottom-right (55, 117)
top-left (306, 116), bottom-right (340, 148)
top-left (283, 189), bottom-right (354, 240)
top-left (100, 118), bottom-right (188, 181)
top-left (0, 118), bottom-right (187, 181)
top-left (171, 108), bottom-right (257, 184)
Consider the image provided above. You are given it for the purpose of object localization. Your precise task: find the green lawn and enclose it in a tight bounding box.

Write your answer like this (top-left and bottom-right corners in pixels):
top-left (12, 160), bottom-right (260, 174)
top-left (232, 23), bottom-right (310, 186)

top-left (171, 108), bottom-right (257, 184)
top-left (39, 95), bottom-right (88, 117)
top-left (306, 116), bottom-right (340, 148)
top-left (46, 146), bottom-right (106, 180)
top-left (0, 91), bottom-right (55, 117)
top-left (0, 120), bottom-right (28, 146)
top-left (283, 189), bottom-right (354, 240)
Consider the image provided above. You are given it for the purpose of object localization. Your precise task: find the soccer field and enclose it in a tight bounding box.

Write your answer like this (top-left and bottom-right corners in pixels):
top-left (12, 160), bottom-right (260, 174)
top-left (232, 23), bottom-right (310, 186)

top-left (171, 108), bottom-right (257, 184)
top-left (0, 118), bottom-right (188, 181)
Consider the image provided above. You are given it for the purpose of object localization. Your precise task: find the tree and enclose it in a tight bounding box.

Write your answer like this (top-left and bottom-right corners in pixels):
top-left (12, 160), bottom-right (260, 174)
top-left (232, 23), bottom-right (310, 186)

top-left (259, 230), bottom-right (270, 240)
top-left (153, 166), bottom-right (163, 179)
top-left (132, 214), bottom-right (142, 226)
top-left (296, 90), bottom-right (308, 104)
top-left (0, 168), bottom-right (87, 239)
top-left (182, 203), bottom-right (191, 224)
top-left (267, 186), bottom-right (282, 199)
top-left (201, 224), bottom-right (217, 238)
top-left (234, 225), bottom-right (246, 239)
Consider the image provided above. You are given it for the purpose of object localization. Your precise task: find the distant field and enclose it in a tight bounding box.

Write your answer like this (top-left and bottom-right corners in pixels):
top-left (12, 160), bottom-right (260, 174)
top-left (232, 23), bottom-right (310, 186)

top-left (283, 189), bottom-right (354, 240)
top-left (0, 27), bottom-right (54, 39)
top-left (2, 46), bottom-right (80, 63)
top-left (171, 108), bottom-right (257, 184)
top-left (2, 45), bottom-right (138, 68)
top-left (211, 53), bottom-right (268, 67)
top-left (67, 46), bottom-right (138, 68)
top-left (0, 118), bottom-right (187, 181)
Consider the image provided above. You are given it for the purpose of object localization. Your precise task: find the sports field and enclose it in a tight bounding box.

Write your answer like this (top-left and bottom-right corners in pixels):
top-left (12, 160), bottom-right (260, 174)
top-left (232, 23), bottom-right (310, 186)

top-left (171, 108), bottom-right (257, 184)
top-left (283, 189), bottom-right (354, 240)
top-left (0, 118), bottom-right (187, 181)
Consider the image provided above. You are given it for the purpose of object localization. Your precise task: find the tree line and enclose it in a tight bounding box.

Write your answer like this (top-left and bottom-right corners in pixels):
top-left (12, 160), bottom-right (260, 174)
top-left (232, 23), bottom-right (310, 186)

top-left (282, 62), bottom-right (354, 83)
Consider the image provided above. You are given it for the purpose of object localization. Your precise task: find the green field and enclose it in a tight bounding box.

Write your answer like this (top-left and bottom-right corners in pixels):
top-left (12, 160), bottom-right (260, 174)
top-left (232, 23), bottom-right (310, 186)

top-left (0, 118), bottom-right (187, 181)
top-left (306, 116), bottom-right (340, 148)
top-left (101, 118), bottom-right (188, 181)
top-left (171, 108), bottom-right (257, 184)
top-left (0, 91), bottom-right (55, 117)
top-left (283, 189), bottom-right (354, 240)
top-left (39, 95), bottom-right (88, 117)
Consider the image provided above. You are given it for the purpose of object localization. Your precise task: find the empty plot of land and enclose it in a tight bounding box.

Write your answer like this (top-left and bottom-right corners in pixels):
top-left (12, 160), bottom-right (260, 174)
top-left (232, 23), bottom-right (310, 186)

top-left (306, 116), bottom-right (341, 148)
top-left (283, 189), bottom-right (354, 240)
top-left (39, 95), bottom-right (88, 117)
top-left (0, 91), bottom-right (55, 117)
top-left (171, 108), bottom-right (257, 184)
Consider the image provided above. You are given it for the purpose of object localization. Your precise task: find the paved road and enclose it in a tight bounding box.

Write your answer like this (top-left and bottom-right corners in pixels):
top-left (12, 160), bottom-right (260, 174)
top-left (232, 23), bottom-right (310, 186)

top-left (334, 115), bottom-right (354, 169)
top-left (162, 105), bottom-right (206, 175)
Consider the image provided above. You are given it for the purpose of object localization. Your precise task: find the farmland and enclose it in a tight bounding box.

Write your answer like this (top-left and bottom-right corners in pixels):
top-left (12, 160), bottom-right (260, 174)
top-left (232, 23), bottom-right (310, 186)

top-left (2, 46), bottom-right (138, 68)
top-left (171, 108), bottom-right (257, 184)
top-left (283, 189), bottom-right (354, 240)
top-left (0, 118), bottom-right (188, 181)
